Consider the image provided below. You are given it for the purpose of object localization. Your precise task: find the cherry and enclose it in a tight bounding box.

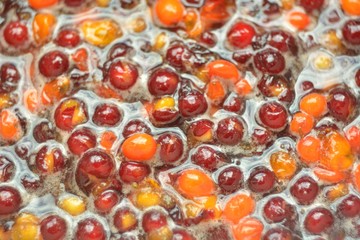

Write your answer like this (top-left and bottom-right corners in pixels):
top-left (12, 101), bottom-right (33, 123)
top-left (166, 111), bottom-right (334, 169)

top-left (252, 128), bottom-right (272, 145)
top-left (35, 146), bottom-right (66, 173)
top-left (337, 194), bottom-right (360, 218)
top-left (304, 208), bottom-right (334, 234)
top-left (248, 166), bottom-right (275, 193)
top-left (3, 21), bottom-right (28, 47)
top-left (108, 43), bottom-right (131, 60)
top-left (0, 186), bottom-right (21, 215)
top-left (108, 61), bottom-right (138, 90)
top-left (342, 20), bottom-right (360, 45)
top-left (173, 229), bottom-right (194, 240)
top-left (114, 208), bottom-right (138, 232)
top-left (178, 90), bottom-right (207, 117)
top-left (75, 218), bottom-right (106, 240)
top-left (64, 0), bottom-right (85, 6)
top-left (218, 166), bottom-right (243, 193)
top-left (148, 68), bottom-right (179, 96)
top-left (0, 155), bottom-right (14, 182)
top-left (263, 197), bottom-right (292, 223)
top-left (188, 119), bottom-right (214, 138)
top-left (142, 210), bottom-right (168, 232)
top-left (158, 133), bottom-right (184, 163)
top-left (263, 227), bottom-right (293, 240)
top-left (94, 190), bottom-right (119, 214)
top-left (54, 98), bottom-right (88, 131)
top-left (216, 117), bottom-right (244, 145)
top-left (300, 0), bottom-right (324, 11)
top-left (257, 74), bottom-right (293, 102)
top-left (122, 120), bottom-right (151, 138)
top-left (93, 103), bottom-right (122, 126)
top-left (165, 44), bottom-right (192, 70)
top-left (290, 176), bottom-right (318, 205)
top-left (223, 94), bottom-right (244, 114)
top-left (0, 63), bottom-right (20, 93)
top-left (40, 215), bottom-right (67, 240)
top-left (56, 29), bottom-right (81, 48)
top-left (258, 102), bottom-right (288, 131)
top-left (39, 51), bottom-right (69, 78)
top-left (254, 48), bottom-right (285, 74)
top-left (200, 31), bottom-right (217, 47)
top-left (227, 22), bottom-right (256, 49)
top-left (327, 87), bottom-right (356, 122)
top-left (33, 121), bottom-right (55, 143)
top-left (67, 128), bottom-right (97, 155)
top-left (191, 146), bottom-right (227, 171)
top-left (119, 161), bottom-right (150, 183)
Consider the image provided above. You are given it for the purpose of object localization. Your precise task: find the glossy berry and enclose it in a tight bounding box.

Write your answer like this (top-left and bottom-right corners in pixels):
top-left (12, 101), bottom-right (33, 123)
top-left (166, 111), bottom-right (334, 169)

top-left (257, 75), bottom-right (293, 102)
top-left (227, 22), bottom-right (256, 49)
top-left (290, 176), bottom-right (319, 205)
top-left (114, 208), bottom-right (138, 232)
top-left (0, 186), bottom-right (21, 215)
top-left (4, 21), bottom-right (28, 47)
top-left (108, 43), bottom-right (131, 60)
top-left (56, 29), bottom-right (81, 48)
top-left (304, 208), bottom-right (334, 234)
top-left (165, 44), bottom-right (191, 70)
top-left (0, 63), bottom-right (21, 93)
top-left (252, 128), bottom-right (272, 145)
top-left (263, 197), bottom-right (292, 223)
top-left (173, 229), bottom-right (194, 240)
top-left (33, 121), bottom-right (55, 143)
top-left (254, 48), bottom-right (285, 74)
top-left (54, 98), bottom-right (88, 131)
top-left (142, 210), bottom-right (168, 233)
top-left (0, 155), bottom-right (15, 182)
top-left (248, 166), bottom-right (275, 193)
top-left (342, 20), bottom-right (360, 45)
top-left (148, 68), bottom-right (179, 96)
top-left (75, 218), bottom-right (106, 240)
top-left (108, 61), bottom-right (138, 90)
top-left (122, 120), bottom-right (151, 138)
top-left (263, 227), bottom-right (293, 240)
top-left (158, 133), bottom-right (184, 163)
top-left (39, 51), bottom-right (69, 78)
top-left (218, 166), bottom-right (243, 193)
top-left (93, 103), bottom-right (122, 126)
top-left (191, 146), bottom-right (227, 171)
top-left (35, 146), bottom-right (66, 173)
top-left (268, 30), bottom-right (297, 54)
top-left (40, 215), bottom-right (67, 240)
top-left (327, 87), bottom-right (356, 122)
top-left (258, 102), bottom-right (288, 131)
top-left (94, 190), bottom-right (119, 214)
top-left (67, 128), bottom-right (97, 155)
top-left (337, 194), bottom-right (360, 218)
top-left (188, 119), bottom-right (214, 141)
top-left (300, 0), bottom-right (324, 12)
top-left (119, 161), bottom-right (150, 183)
top-left (223, 94), bottom-right (244, 114)
top-left (216, 117), bottom-right (244, 145)
top-left (200, 31), bottom-right (217, 47)
top-left (178, 90), bottom-right (207, 117)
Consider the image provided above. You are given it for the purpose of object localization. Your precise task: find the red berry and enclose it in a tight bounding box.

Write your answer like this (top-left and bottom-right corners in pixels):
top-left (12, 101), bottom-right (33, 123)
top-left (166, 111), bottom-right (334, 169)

top-left (35, 146), bottom-right (66, 173)
top-left (108, 43), bottom-right (131, 60)
top-left (93, 103), bottom-right (122, 126)
top-left (67, 128), bottom-right (97, 155)
top-left (188, 119), bottom-right (214, 138)
top-left (290, 176), bottom-right (319, 205)
top-left (56, 29), bottom-right (81, 48)
top-left (178, 90), bottom-right (208, 117)
top-left (300, 0), bottom-right (324, 11)
top-left (356, 68), bottom-right (360, 87)
top-left (114, 208), bottom-right (138, 232)
top-left (122, 120), bottom-right (151, 138)
top-left (119, 161), bottom-right (150, 183)
top-left (227, 22), bottom-right (256, 49)
top-left (4, 21), bottom-right (28, 47)
top-left (0, 155), bottom-right (15, 182)
top-left (232, 52), bottom-right (253, 64)
top-left (337, 194), bottom-right (360, 218)
top-left (216, 117), bottom-right (244, 145)
top-left (254, 49), bottom-right (285, 74)
top-left (304, 208), bottom-right (334, 234)
top-left (258, 102), bottom-right (288, 131)
top-left (173, 229), bottom-right (194, 240)
top-left (252, 128), bottom-right (272, 145)
top-left (94, 190), bottom-right (119, 213)
top-left (158, 133), bottom-right (184, 163)
top-left (258, 75), bottom-right (293, 102)
top-left (75, 218), bottom-right (106, 240)
top-left (218, 166), bottom-right (243, 193)
top-left (165, 44), bottom-right (191, 70)
top-left (301, 81), bottom-right (314, 91)
top-left (148, 68), bottom-right (179, 96)
top-left (247, 166), bottom-right (275, 193)
top-left (191, 146), bottom-right (227, 171)
top-left (40, 215), bottom-right (67, 240)
top-left (342, 20), bottom-right (360, 45)
top-left (65, 0), bottom-right (85, 6)
top-left (142, 210), bottom-right (168, 233)
top-left (0, 186), bottom-right (21, 215)
top-left (54, 98), bottom-right (88, 131)
top-left (39, 51), bottom-right (69, 78)
top-left (33, 121), bottom-right (55, 143)
top-left (0, 63), bottom-right (20, 93)
top-left (263, 227), bottom-right (293, 240)
top-left (327, 87), bottom-right (356, 122)
top-left (223, 94), bottom-right (244, 114)
top-left (263, 197), bottom-right (292, 223)
top-left (200, 31), bottom-right (217, 47)
top-left (108, 61), bottom-right (138, 90)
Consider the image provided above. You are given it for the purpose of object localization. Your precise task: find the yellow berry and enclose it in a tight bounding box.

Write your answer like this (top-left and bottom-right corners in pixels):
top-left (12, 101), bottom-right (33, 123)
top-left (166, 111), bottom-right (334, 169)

top-left (148, 226), bottom-right (173, 240)
top-left (313, 54), bottom-right (333, 70)
top-left (154, 97), bottom-right (175, 111)
top-left (153, 32), bottom-right (168, 51)
top-left (58, 196), bottom-right (86, 216)
top-left (11, 213), bottom-right (40, 240)
top-left (96, 0), bottom-right (111, 7)
top-left (135, 191), bottom-right (161, 209)
top-left (270, 151), bottom-right (297, 180)
top-left (81, 19), bottom-right (122, 47)
top-left (131, 17), bottom-right (147, 33)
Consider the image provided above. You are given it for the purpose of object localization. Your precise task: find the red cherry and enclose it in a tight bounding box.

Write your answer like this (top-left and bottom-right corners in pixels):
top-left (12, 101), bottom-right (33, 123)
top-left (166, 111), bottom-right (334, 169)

top-left (108, 61), bottom-right (138, 90)
top-left (248, 166), bottom-right (275, 193)
top-left (227, 22), bottom-right (256, 49)
top-left (172, 229), bottom-right (194, 240)
top-left (191, 146), bottom-right (227, 171)
top-left (39, 51), bottom-right (69, 78)
top-left (0, 63), bottom-right (20, 93)
top-left (33, 121), bottom-right (55, 143)
top-left (94, 190), bottom-right (119, 214)
top-left (178, 90), bottom-right (208, 117)
top-left (327, 87), bottom-right (356, 122)
top-left (40, 215), bottom-right (67, 240)
top-left (254, 48), bottom-right (285, 74)
top-left (75, 218), bottom-right (106, 240)
top-left (258, 102), bottom-right (288, 131)
top-left (0, 186), bottom-right (21, 215)
top-left (114, 208), bottom-right (138, 232)
top-left (4, 21), bottom-right (28, 47)
top-left (337, 194), bottom-right (360, 218)
top-left (148, 68), bottom-right (179, 96)
top-left (35, 146), bottom-right (66, 173)
top-left (342, 20), bottom-right (360, 45)
top-left (290, 176), bottom-right (319, 205)
top-left (67, 128), bottom-right (97, 155)
top-left (56, 29), bottom-right (81, 48)
top-left (263, 197), bottom-right (292, 223)
top-left (0, 155), bottom-right (14, 182)
top-left (119, 161), bottom-right (150, 183)
top-left (216, 117), bottom-right (244, 145)
top-left (152, 108), bottom-right (179, 124)
top-left (218, 166), bottom-right (243, 193)
top-left (158, 133), bottom-right (184, 163)
top-left (122, 120), bottom-right (151, 138)
top-left (304, 208), bottom-right (334, 234)
top-left (142, 210), bottom-right (168, 233)
top-left (93, 103), bottom-right (122, 126)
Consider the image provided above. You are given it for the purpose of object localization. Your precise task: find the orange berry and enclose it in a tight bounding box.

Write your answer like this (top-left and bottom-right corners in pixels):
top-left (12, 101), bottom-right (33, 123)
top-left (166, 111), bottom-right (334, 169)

top-left (299, 93), bottom-right (327, 118)
top-left (121, 133), bottom-right (157, 161)
top-left (33, 13), bottom-right (56, 44)
top-left (155, 0), bottom-right (185, 26)
top-left (100, 131), bottom-right (117, 151)
top-left (232, 217), bottom-right (263, 240)
top-left (183, 10), bottom-right (203, 38)
top-left (297, 135), bottom-right (321, 165)
top-left (345, 126), bottom-right (360, 154)
top-left (28, 0), bottom-right (58, 9)
top-left (341, 0), bottom-right (360, 16)
top-left (314, 167), bottom-right (347, 184)
top-left (206, 60), bottom-right (239, 83)
top-left (289, 112), bottom-right (314, 136)
top-left (41, 77), bottom-right (70, 105)
top-left (81, 19), bottom-right (122, 47)
top-left (206, 79), bottom-right (227, 104)
top-left (326, 183), bottom-right (349, 201)
top-left (177, 169), bottom-right (215, 198)
top-left (223, 193), bottom-right (255, 224)
top-left (235, 78), bottom-right (252, 96)
top-left (0, 109), bottom-right (22, 142)
top-left (288, 11), bottom-right (311, 30)
top-left (270, 151), bottom-right (297, 180)
top-left (353, 164), bottom-right (360, 192)
top-left (24, 89), bottom-right (39, 113)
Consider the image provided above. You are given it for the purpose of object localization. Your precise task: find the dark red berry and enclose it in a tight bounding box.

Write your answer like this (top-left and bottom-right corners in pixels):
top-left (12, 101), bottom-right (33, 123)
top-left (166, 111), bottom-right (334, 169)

top-left (290, 176), bottom-right (319, 205)
top-left (263, 0), bottom-right (280, 15)
top-left (165, 44), bottom-right (191, 70)
top-left (119, 161), bottom-right (150, 183)
top-left (142, 210), bottom-right (167, 233)
top-left (342, 20), bottom-right (360, 45)
top-left (39, 51), bottom-right (69, 78)
top-left (93, 103), bottom-right (122, 126)
top-left (119, 0), bottom-right (139, 9)
top-left (148, 68), bottom-right (179, 96)
top-left (108, 43), bottom-right (131, 60)
top-left (232, 52), bottom-right (253, 64)
top-left (263, 197), bottom-right (291, 223)
top-left (337, 194), bottom-right (360, 218)
top-left (0, 155), bottom-right (14, 182)
top-left (0, 63), bottom-right (20, 93)
top-left (218, 166), bottom-right (243, 193)
top-left (355, 69), bottom-right (360, 87)
top-left (300, 0), bottom-right (324, 11)
top-left (200, 31), bottom-right (217, 47)
top-left (33, 121), bottom-right (55, 143)
top-left (263, 227), bottom-right (293, 240)
top-left (67, 128), bottom-right (97, 155)
top-left (188, 119), bottom-right (214, 138)
top-left (94, 190), bottom-right (119, 214)
top-left (223, 94), bottom-right (244, 114)
top-left (0, 186), bottom-right (21, 215)
top-left (64, 0), bottom-right (85, 6)
top-left (301, 81), bottom-right (314, 91)
top-left (4, 21), bottom-right (28, 47)
top-left (158, 133), bottom-right (184, 163)
top-left (178, 90), bottom-right (207, 117)
top-left (258, 102), bottom-right (288, 130)
top-left (327, 87), bottom-right (356, 122)
top-left (252, 128), bottom-right (272, 145)
top-left (108, 61), bottom-right (138, 90)
top-left (56, 29), bottom-right (81, 48)
top-left (35, 146), bottom-right (66, 173)
top-left (122, 120), bottom-right (151, 138)
top-left (254, 48), bottom-right (285, 74)
top-left (216, 117), bottom-right (244, 145)
top-left (304, 208), bottom-right (334, 234)
top-left (227, 22), bottom-right (256, 49)
top-left (191, 146), bottom-right (227, 171)
top-left (173, 229), bottom-right (194, 240)
top-left (248, 166), bottom-right (275, 193)
top-left (75, 218), bottom-right (106, 240)
top-left (257, 75), bottom-right (293, 102)
top-left (40, 215), bottom-right (67, 240)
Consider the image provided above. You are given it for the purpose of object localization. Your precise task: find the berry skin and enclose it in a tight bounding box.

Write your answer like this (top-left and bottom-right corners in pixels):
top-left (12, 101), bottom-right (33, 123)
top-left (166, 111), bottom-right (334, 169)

top-left (227, 22), bottom-right (256, 49)
top-left (304, 208), bottom-right (334, 234)
top-left (4, 21), bottom-right (28, 47)
top-left (39, 51), bottom-right (69, 78)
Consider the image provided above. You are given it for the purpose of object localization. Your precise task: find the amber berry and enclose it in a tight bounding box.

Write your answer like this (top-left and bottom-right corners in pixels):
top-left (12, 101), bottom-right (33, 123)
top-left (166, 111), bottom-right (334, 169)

top-left (114, 208), bottom-right (138, 232)
top-left (40, 215), bottom-right (67, 240)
